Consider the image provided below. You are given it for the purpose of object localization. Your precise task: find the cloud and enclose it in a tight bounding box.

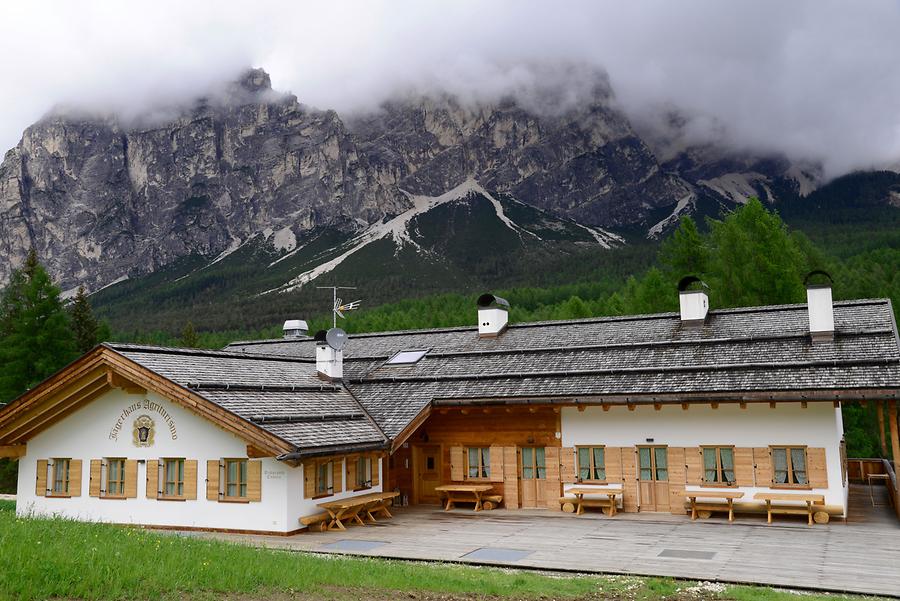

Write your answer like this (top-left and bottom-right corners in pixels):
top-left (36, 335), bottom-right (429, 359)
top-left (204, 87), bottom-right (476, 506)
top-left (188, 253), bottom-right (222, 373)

top-left (1, 0), bottom-right (898, 178)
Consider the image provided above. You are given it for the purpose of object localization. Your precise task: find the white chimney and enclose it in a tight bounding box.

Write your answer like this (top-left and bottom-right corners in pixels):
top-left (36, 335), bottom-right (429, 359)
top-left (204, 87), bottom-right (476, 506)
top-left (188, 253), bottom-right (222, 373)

top-left (805, 271), bottom-right (834, 342)
top-left (282, 319), bottom-right (308, 339)
top-left (477, 293), bottom-right (509, 338)
top-left (314, 328), bottom-right (346, 380)
top-left (678, 276), bottom-right (709, 326)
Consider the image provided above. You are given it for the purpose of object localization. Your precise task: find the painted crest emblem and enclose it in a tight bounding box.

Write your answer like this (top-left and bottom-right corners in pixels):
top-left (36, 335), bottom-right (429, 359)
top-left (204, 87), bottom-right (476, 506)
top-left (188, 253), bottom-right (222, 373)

top-left (132, 415), bottom-right (155, 447)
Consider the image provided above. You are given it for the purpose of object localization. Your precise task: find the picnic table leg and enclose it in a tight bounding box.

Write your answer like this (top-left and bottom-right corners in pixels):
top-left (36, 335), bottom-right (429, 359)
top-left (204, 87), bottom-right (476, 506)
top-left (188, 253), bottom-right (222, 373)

top-left (766, 500), bottom-right (772, 524)
top-left (728, 499), bottom-right (734, 522)
top-left (329, 508), bottom-right (348, 531)
top-left (691, 497), bottom-right (697, 520)
top-left (444, 494), bottom-right (453, 511)
top-left (576, 494), bottom-right (584, 515)
top-left (377, 502), bottom-right (394, 519)
top-left (474, 491), bottom-right (482, 512)
top-left (807, 501), bottom-right (813, 526)
top-left (610, 494), bottom-right (616, 517)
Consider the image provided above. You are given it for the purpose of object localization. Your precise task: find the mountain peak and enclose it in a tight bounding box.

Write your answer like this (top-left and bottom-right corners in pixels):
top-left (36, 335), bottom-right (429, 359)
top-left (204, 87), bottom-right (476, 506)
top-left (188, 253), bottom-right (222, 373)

top-left (235, 68), bottom-right (272, 93)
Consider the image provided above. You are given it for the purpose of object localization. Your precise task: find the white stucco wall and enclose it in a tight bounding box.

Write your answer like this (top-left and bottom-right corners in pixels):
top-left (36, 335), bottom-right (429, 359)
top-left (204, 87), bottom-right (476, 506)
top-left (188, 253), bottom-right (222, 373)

top-left (16, 388), bottom-right (381, 533)
top-left (561, 402), bottom-right (847, 513)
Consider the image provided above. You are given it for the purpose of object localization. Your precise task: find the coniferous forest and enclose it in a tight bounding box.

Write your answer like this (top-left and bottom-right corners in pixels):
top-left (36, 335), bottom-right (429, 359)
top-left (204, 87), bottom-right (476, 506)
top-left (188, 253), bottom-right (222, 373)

top-left (1, 197), bottom-right (898, 491)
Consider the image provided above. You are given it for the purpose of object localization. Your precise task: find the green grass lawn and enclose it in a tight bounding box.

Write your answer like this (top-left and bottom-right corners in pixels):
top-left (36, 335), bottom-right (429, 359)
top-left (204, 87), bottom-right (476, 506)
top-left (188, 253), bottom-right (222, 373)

top-left (0, 501), bottom-right (885, 600)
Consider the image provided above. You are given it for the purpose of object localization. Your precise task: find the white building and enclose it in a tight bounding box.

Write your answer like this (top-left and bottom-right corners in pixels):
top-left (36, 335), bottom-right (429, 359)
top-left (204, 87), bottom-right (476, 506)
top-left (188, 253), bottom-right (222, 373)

top-left (1, 279), bottom-right (898, 532)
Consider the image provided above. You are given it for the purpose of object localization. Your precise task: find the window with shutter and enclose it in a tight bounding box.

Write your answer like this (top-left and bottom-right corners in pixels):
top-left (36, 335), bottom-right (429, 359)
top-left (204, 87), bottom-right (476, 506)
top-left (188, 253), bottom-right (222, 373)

top-left (575, 446), bottom-right (606, 482)
top-left (224, 459), bottom-right (248, 500)
top-left (700, 446), bottom-right (736, 486)
top-left (49, 458), bottom-right (71, 496)
top-left (770, 446), bottom-right (810, 487)
top-left (106, 458), bottom-right (126, 497)
top-left (160, 458), bottom-right (186, 499)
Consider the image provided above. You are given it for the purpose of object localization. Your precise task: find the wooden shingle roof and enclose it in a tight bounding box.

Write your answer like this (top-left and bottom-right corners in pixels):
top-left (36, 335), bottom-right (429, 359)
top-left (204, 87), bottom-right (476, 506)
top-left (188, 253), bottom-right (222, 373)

top-left (226, 298), bottom-right (900, 439)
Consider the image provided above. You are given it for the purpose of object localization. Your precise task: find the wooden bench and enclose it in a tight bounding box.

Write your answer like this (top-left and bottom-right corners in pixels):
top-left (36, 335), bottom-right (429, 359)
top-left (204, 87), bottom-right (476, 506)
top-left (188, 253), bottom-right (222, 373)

top-left (685, 490), bottom-right (745, 522)
top-left (754, 492), bottom-right (827, 526)
top-left (299, 512), bottom-right (329, 532)
top-left (565, 486), bottom-right (623, 516)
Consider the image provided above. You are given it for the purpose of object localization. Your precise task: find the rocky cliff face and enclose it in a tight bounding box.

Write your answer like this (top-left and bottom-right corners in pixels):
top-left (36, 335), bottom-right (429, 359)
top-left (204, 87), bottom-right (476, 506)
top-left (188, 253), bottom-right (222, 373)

top-left (0, 68), bottom-right (711, 290)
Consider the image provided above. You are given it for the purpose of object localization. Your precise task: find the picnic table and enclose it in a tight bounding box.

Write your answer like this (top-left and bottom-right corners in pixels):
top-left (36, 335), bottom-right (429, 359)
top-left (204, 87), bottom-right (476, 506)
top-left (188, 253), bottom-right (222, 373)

top-left (685, 490), bottom-right (745, 522)
top-left (754, 491), bottom-right (825, 526)
top-left (317, 490), bottom-right (400, 531)
top-left (566, 486), bottom-right (623, 516)
top-left (434, 484), bottom-right (494, 511)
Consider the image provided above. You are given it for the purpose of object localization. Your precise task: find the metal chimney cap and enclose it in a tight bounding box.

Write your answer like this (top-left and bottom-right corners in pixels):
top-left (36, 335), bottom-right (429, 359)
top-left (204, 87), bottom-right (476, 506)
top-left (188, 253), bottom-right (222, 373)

top-left (477, 293), bottom-right (510, 309)
top-left (283, 319), bottom-right (308, 331)
top-left (803, 270), bottom-right (834, 288)
top-left (678, 275), bottom-right (709, 293)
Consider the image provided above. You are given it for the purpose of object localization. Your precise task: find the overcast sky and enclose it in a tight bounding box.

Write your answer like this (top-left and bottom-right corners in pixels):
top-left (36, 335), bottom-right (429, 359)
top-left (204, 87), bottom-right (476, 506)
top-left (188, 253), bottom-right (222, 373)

top-left (2, 0), bottom-right (899, 178)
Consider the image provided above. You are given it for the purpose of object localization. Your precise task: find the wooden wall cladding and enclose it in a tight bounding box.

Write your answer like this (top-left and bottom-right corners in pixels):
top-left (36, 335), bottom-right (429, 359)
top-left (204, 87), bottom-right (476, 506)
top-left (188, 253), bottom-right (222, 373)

top-left (402, 407), bottom-right (559, 507)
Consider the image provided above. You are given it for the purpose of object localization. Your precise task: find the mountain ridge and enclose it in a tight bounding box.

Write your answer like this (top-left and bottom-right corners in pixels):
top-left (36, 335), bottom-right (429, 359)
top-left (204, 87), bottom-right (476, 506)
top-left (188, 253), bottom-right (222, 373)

top-left (0, 67), bottom-right (892, 299)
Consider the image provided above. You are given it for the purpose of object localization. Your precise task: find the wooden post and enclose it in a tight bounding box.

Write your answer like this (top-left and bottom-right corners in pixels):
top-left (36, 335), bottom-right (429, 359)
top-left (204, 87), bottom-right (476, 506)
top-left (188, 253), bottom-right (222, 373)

top-left (888, 400), bottom-right (900, 516)
top-left (876, 401), bottom-right (888, 457)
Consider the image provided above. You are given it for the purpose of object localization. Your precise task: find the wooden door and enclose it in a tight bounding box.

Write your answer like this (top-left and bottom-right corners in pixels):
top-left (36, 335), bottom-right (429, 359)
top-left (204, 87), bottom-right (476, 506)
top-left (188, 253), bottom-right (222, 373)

top-left (414, 445), bottom-right (441, 504)
top-left (637, 446), bottom-right (670, 512)
top-left (518, 447), bottom-right (547, 508)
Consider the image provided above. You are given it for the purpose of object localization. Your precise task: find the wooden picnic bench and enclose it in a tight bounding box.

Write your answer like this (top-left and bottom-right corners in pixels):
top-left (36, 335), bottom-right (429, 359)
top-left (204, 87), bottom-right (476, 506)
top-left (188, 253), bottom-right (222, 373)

top-left (563, 486), bottom-right (624, 516)
top-left (315, 490), bottom-right (400, 531)
top-left (685, 490), bottom-right (744, 522)
top-left (434, 484), bottom-right (494, 511)
top-left (754, 492), bottom-right (826, 526)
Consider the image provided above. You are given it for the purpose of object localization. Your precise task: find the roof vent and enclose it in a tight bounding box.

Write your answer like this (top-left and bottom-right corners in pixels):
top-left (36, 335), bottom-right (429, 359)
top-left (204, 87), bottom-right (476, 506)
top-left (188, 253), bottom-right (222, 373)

top-left (314, 328), bottom-right (345, 381)
top-left (477, 293), bottom-right (509, 338)
top-left (805, 271), bottom-right (834, 343)
top-left (282, 319), bottom-right (309, 339)
top-left (678, 276), bottom-right (709, 326)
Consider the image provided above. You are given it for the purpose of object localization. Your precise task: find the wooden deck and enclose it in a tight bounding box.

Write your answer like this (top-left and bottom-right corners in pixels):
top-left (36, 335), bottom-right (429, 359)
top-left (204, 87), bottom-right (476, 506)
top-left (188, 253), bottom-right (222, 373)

top-left (195, 484), bottom-right (900, 597)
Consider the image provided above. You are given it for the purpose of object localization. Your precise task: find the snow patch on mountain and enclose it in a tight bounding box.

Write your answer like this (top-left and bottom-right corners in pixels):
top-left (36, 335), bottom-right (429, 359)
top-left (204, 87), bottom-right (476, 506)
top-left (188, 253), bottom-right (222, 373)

top-left (698, 173), bottom-right (768, 204)
top-left (263, 178), bottom-right (566, 294)
top-left (647, 191), bottom-right (697, 238)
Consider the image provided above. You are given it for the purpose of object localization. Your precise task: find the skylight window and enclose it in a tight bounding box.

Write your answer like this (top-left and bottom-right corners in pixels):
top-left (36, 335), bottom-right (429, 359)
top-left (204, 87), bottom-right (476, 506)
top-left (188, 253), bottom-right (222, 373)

top-left (386, 350), bottom-right (428, 365)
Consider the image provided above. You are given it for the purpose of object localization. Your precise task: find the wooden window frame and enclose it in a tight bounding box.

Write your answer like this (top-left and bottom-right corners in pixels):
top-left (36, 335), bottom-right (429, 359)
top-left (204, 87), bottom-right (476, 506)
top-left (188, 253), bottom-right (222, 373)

top-left (104, 458), bottom-right (127, 499)
top-left (313, 459), bottom-right (334, 499)
top-left (769, 445), bottom-right (811, 490)
top-left (575, 445), bottom-right (607, 483)
top-left (159, 458), bottom-right (186, 501)
top-left (520, 446), bottom-right (547, 481)
top-left (222, 458), bottom-right (249, 502)
top-left (354, 455), bottom-right (373, 491)
top-left (464, 447), bottom-right (491, 481)
top-left (700, 446), bottom-right (737, 488)
top-left (637, 445), bottom-right (669, 482)
top-left (48, 458), bottom-right (71, 498)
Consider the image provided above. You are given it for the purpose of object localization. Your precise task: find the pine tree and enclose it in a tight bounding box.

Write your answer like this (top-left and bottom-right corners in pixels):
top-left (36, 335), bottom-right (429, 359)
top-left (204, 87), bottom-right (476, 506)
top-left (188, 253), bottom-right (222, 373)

top-left (180, 321), bottom-right (200, 348)
top-left (0, 249), bottom-right (78, 403)
top-left (705, 198), bottom-right (808, 307)
top-left (660, 216), bottom-right (709, 279)
top-left (69, 286), bottom-right (100, 354)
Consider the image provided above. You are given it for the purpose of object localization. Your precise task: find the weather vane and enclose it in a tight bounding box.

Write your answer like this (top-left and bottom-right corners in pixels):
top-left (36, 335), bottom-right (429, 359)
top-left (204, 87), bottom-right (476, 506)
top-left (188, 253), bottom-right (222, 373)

top-left (317, 286), bottom-right (362, 328)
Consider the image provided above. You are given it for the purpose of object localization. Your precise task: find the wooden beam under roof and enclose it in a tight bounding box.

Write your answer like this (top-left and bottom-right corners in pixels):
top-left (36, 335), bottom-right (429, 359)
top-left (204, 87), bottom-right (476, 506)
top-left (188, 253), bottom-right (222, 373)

top-left (107, 372), bottom-right (147, 395)
top-left (0, 444), bottom-right (25, 458)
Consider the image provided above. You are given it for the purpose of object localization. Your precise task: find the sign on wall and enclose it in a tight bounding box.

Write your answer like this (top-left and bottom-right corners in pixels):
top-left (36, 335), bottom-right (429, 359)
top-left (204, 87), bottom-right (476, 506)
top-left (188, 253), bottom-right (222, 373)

top-left (109, 399), bottom-right (178, 444)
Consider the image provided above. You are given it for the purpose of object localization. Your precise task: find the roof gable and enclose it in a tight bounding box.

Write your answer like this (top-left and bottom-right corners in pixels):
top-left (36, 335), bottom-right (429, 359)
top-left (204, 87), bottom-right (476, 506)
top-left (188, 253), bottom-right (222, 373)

top-left (0, 346), bottom-right (295, 456)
